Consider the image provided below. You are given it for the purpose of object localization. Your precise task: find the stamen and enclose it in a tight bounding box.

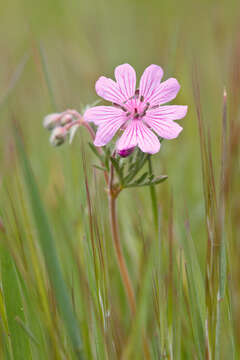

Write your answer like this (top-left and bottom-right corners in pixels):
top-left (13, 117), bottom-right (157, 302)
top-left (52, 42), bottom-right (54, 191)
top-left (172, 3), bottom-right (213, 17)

top-left (113, 102), bottom-right (121, 108)
top-left (133, 108), bottom-right (139, 119)
top-left (140, 95), bottom-right (144, 102)
top-left (135, 89), bottom-right (140, 97)
top-left (150, 104), bottom-right (159, 109)
top-left (113, 102), bottom-right (127, 112)
top-left (141, 102), bottom-right (150, 117)
top-left (123, 89), bottom-right (140, 104)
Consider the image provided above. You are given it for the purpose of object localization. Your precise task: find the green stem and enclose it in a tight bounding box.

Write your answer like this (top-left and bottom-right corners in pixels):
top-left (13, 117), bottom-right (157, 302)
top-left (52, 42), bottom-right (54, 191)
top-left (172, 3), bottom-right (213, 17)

top-left (148, 156), bottom-right (158, 233)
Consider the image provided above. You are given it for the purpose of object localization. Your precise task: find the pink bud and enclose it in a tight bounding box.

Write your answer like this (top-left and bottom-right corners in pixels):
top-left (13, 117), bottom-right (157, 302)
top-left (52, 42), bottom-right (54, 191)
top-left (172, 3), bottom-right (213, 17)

top-left (60, 113), bottom-right (74, 126)
top-left (50, 126), bottom-right (67, 146)
top-left (117, 147), bottom-right (135, 158)
top-left (43, 113), bottom-right (62, 130)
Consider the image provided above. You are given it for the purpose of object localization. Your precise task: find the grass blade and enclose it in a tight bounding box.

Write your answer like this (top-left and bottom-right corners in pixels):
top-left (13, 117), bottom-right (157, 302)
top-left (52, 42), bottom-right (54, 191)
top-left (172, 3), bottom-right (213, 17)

top-left (0, 245), bottom-right (32, 359)
top-left (14, 128), bottom-right (84, 359)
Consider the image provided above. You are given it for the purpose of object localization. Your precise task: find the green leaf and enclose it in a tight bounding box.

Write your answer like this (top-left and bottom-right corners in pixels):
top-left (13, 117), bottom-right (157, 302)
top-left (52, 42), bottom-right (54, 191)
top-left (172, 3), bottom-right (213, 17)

top-left (124, 150), bottom-right (148, 184)
top-left (124, 175), bottom-right (168, 188)
top-left (135, 172), bottom-right (148, 184)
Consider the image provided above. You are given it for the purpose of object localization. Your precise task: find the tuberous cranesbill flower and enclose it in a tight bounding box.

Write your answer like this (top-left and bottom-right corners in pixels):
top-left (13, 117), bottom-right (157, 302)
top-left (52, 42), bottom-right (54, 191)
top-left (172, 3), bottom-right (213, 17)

top-left (50, 126), bottom-right (67, 146)
top-left (84, 64), bottom-right (188, 154)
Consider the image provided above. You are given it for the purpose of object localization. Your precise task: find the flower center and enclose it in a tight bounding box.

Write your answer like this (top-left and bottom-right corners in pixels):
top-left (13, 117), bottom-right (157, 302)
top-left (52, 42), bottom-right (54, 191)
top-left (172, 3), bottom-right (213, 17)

top-left (113, 89), bottom-right (159, 122)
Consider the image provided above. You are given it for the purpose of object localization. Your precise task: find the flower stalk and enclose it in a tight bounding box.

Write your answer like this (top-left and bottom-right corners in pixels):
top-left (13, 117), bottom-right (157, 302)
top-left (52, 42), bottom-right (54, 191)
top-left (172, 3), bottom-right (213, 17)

top-left (108, 162), bottom-right (136, 315)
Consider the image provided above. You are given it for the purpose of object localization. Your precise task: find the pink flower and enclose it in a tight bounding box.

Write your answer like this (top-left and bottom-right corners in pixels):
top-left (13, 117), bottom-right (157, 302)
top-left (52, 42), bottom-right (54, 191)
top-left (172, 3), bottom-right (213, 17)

top-left (84, 64), bottom-right (187, 154)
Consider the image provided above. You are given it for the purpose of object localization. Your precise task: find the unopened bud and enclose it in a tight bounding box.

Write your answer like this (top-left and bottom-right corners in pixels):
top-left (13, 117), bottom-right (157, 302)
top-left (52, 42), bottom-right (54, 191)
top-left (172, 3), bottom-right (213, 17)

top-left (117, 147), bottom-right (135, 158)
top-left (43, 113), bottom-right (62, 130)
top-left (50, 126), bottom-right (67, 146)
top-left (60, 113), bottom-right (74, 126)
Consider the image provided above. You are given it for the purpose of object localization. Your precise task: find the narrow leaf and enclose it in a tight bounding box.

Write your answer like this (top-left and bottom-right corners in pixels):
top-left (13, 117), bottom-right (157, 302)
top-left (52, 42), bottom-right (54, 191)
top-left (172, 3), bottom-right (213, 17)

top-left (15, 129), bottom-right (83, 359)
top-left (1, 246), bottom-right (32, 360)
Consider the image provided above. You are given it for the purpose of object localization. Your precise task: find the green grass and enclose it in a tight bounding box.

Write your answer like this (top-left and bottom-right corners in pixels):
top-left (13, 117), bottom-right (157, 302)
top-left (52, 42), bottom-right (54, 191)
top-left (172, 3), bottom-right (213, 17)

top-left (0, 0), bottom-right (240, 358)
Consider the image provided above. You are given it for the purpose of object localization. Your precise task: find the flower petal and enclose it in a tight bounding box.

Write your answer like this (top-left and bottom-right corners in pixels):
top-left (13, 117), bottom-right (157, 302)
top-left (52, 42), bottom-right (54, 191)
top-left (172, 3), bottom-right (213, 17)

top-left (117, 120), bottom-right (160, 154)
top-left (84, 106), bottom-right (124, 125)
top-left (139, 64), bottom-right (164, 101)
top-left (136, 121), bottom-right (160, 154)
top-left (115, 64), bottom-right (136, 100)
top-left (147, 105), bottom-right (188, 120)
top-left (144, 117), bottom-right (183, 139)
top-left (148, 78), bottom-right (181, 106)
top-left (95, 76), bottom-right (125, 104)
top-left (116, 120), bottom-right (138, 151)
top-left (94, 115), bottom-right (126, 147)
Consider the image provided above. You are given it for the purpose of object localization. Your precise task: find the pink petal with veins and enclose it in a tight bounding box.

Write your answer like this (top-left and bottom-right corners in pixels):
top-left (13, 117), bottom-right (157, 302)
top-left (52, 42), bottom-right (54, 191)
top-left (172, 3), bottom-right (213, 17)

top-left (145, 117), bottom-right (183, 139)
top-left (95, 76), bottom-right (125, 104)
top-left (139, 64), bottom-right (164, 101)
top-left (94, 114), bottom-right (126, 146)
top-left (115, 64), bottom-right (136, 100)
top-left (147, 105), bottom-right (188, 120)
top-left (84, 106), bottom-right (124, 125)
top-left (148, 78), bottom-right (180, 106)
top-left (117, 120), bottom-right (160, 154)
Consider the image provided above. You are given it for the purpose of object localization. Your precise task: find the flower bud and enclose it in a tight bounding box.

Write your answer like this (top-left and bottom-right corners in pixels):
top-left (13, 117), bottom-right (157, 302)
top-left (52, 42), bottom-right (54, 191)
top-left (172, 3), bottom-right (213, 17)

top-left (117, 147), bottom-right (135, 158)
top-left (43, 113), bottom-right (62, 130)
top-left (60, 113), bottom-right (74, 126)
top-left (50, 126), bottom-right (67, 146)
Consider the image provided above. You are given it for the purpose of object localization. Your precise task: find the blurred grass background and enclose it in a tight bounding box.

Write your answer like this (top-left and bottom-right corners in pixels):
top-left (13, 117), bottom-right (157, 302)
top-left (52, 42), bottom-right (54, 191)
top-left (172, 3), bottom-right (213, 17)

top-left (0, 0), bottom-right (240, 359)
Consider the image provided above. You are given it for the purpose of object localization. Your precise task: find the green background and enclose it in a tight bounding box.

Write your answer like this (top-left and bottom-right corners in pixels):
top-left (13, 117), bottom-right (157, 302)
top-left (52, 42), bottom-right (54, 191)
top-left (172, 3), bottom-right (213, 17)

top-left (0, 0), bottom-right (240, 359)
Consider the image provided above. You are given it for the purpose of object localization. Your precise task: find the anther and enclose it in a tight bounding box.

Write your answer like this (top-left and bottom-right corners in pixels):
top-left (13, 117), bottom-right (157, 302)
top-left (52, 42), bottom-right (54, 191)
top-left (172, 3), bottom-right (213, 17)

top-left (141, 102), bottom-right (150, 117)
top-left (135, 89), bottom-right (140, 98)
top-left (113, 102), bottom-right (127, 112)
top-left (133, 108), bottom-right (139, 119)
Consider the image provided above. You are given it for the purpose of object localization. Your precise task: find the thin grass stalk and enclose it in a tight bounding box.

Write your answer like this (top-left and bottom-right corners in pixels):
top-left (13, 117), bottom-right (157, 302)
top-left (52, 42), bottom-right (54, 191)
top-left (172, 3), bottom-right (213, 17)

top-left (0, 53), bottom-right (29, 112)
top-left (215, 88), bottom-right (228, 360)
top-left (192, 64), bottom-right (213, 358)
top-left (38, 45), bottom-right (57, 111)
top-left (148, 156), bottom-right (158, 233)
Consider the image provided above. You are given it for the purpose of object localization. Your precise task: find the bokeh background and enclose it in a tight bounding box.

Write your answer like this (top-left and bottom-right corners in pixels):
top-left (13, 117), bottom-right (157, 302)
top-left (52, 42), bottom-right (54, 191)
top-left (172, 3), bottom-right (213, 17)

top-left (0, 0), bottom-right (240, 359)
